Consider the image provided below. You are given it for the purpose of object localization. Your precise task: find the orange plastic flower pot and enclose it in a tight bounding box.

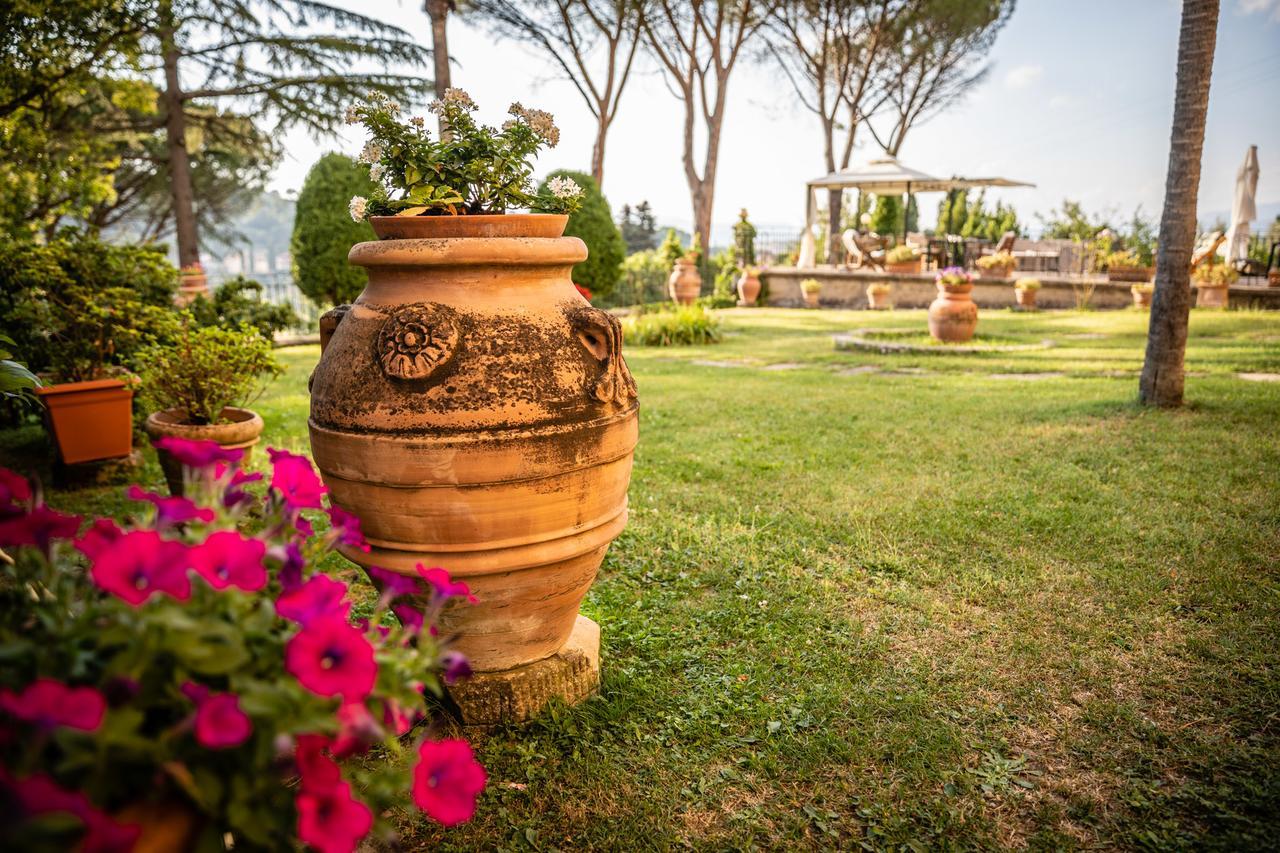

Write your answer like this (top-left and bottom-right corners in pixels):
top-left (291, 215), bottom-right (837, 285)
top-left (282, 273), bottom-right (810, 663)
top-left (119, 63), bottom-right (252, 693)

top-left (35, 379), bottom-right (134, 464)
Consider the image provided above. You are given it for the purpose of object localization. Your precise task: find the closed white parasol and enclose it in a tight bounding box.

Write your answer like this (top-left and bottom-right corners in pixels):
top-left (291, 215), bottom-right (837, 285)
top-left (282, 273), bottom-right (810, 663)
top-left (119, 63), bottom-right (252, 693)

top-left (1224, 145), bottom-right (1260, 262)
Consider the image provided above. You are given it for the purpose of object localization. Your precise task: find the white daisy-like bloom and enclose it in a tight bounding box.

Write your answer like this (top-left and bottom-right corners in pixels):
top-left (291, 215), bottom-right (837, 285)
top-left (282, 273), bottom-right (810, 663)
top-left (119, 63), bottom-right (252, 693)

top-left (349, 195), bottom-right (368, 222)
top-left (442, 88), bottom-right (475, 108)
top-left (358, 141), bottom-right (383, 164)
top-left (409, 116), bottom-right (426, 130)
top-left (368, 163), bottom-right (384, 182)
top-left (344, 104), bottom-right (360, 125)
top-left (387, 100), bottom-right (401, 115)
top-left (548, 176), bottom-right (582, 200)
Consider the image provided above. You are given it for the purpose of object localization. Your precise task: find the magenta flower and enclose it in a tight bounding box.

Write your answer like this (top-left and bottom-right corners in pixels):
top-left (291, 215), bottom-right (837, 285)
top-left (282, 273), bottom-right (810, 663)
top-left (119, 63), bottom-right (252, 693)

top-left (0, 504), bottom-right (81, 554)
top-left (190, 530), bottom-right (267, 592)
top-left (90, 530), bottom-right (191, 606)
top-left (126, 485), bottom-right (215, 527)
top-left (326, 506), bottom-right (369, 552)
top-left (220, 465), bottom-right (262, 510)
top-left (295, 734), bottom-right (342, 790)
top-left (381, 698), bottom-right (417, 737)
top-left (192, 692), bottom-right (253, 749)
top-left (368, 565), bottom-right (422, 599)
top-left (1, 769), bottom-right (140, 853)
top-left (296, 779), bottom-right (373, 853)
top-left (412, 739), bottom-right (487, 827)
top-left (155, 436), bottom-right (244, 468)
top-left (75, 518), bottom-right (123, 560)
top-left (0, 678), bottom-right (106, 732)
top-left (0, 467), bottom-right (32, 516)
top-left (268, 448), bottom-right (327, 510)
top-left (331, 702), bottom-right (383, 758)
top-left (392, 602), bottom-right (425, 633)
top-left (276, 574), bottom-right (350, 625)
top-left (285, 615), bottom-right (377, 701)
top-left (270, 540), bottom-right (305, 591)
top-left (440, 651), bottom-right (472, 685)
top-left (416, 565), bottom-right (476, 603)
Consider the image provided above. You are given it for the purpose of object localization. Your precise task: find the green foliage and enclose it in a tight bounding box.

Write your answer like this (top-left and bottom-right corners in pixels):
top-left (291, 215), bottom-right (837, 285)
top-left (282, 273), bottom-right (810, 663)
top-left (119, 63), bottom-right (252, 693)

top-left (976, 251), bottom-right (1016, 272)
top-left (1193, 262), bottom-right (1239, 287)
top-left (0, 333), bottom-right (40, 406)
top-left (622, 304), bottom-right (721, 346)
top-left (710, 247), bottom-right (740, 302)
top-left (602, 249), bottom-right (669, 308)
top-left (190, 278), bottom-right (298, 338)
top-left (938, 190), bottom-right (1020, 241)
top-left (1014, 277), bottom-right (1041, 291)
top-left (1120, 208), bottom-right (1158, 266)
top-left (292, 153), bottom-right (376, 306)
top-left (139, 318), bottom-right (281, 425)
top-left (871, 195), bottom-right (902, 236)
top-left (886, 245), bottom-right (919, 264)
top-left (733, 209), bottom-right (757, 266)
top-left (1103, 250), bottom-right (1143, 270)
top-left (800, 278), bottom-right (822, 294)
top-left (0, 234), bottom-right (178, 381)
top-left (540, 170), bottom-right (625, 298)
top-left (619, 201), bottom-right (658, 253)
top-left (1038, 199), bottom-right (1110, 241)
top-left (659, 228), bottom-right (685, 268)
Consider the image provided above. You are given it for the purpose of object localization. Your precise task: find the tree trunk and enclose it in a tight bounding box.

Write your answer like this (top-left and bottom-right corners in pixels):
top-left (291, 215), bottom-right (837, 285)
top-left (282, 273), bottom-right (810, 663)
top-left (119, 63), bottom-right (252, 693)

top-left (159, 5), bottom-right (199, 269)
top-left (591, 116), bottom-right (608, 187)
top-left (425, 0), bottom-right (452, 137)
top-left (1139, 0), bottom-right (1219, 408)
top-left (826, 188), bottom-right (843, 265)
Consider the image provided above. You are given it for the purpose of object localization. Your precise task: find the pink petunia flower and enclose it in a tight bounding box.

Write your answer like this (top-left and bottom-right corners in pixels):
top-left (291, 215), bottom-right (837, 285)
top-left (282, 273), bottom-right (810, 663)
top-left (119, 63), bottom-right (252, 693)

top-left (1, 769), bottom-right (141, 853)
top-left (285, 615), bottom-right (377, 701)
top-left (0, 467), bottom-right (32, 516)
top-left (126, 485), bottom-right (215, 528)
top-left (75, 518), bottom-right (124, 560)
top-left (220, 465), bottom-right (263, 511)
top-left (440, 651), bottom-right (472, 685)
top-left (189, 530), bottom-right (267, 592)
top-left (276, 574), bottom-right (350, 625)
top-left (367, 565), bottom-right (421, 599)
top-left (412, 739), bottom-right (487, 827)
top-left (326, 506), bottom-right (369, 552)
top-left (0, 678), bottom-right (106, 732)
top-left (296, 779), bottom-right (373, 853)
top-left (90, 530), bottom-right (191, 606)
top-left (392, 602), bottom-right (425, 633)
top-left (331, 702), bottom-right (383, 759)
top-left (191, 692), bottom-right (253, 749)
top-left (155, 436), bottom-right (244, 469)
top-left (415, 565), bottom-right (476, 603)
top-left (295, 734), bottom-right (342, 790)
top-left (381, 698), bottom-right (417, 737)
top-left (268, 448), bottom-right (327, 510)
top-left (0, 504), bottom-right (81, 554)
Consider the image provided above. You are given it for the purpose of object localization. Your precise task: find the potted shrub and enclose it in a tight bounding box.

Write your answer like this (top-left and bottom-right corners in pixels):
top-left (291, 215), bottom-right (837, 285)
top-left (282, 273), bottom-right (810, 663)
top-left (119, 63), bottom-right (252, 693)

top-left (866, 281), bottom-right (893, 310)
top-left (0, 450), bottom-right (484, 852)
top-left (976, 251), bottom-right (1016, 279)
top-left (885, 245), bottom-right (921, 274)
top-left (1105, 250), bottom-right (1153, 282)
top-left (1013, 277), bottom-right (1041, 309)
top-left (140, 318), bottom-right (282, 496)
top-left (736, 265), bottom-right (762, 306)
top-left (178, 262), bottom-right (209, 304)
top-left (800, 278), bottom-right (822, 308)
top-left (929, 267), bottom-right (978, 342)
top-left (1131, 281), bottom-right (1154, 308)
top-left (315, 90), bottom-right (637, 713)
top-left (1194, 261), bottom-right (1237, 308)
top-left (669, 251), bottom-right (702, 305)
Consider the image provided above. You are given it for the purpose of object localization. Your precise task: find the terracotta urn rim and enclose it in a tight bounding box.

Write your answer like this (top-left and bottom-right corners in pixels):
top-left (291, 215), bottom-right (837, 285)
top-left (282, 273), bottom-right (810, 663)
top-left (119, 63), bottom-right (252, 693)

top-left (349, 234), bottom-right (587, 269)
top-left (145, 406), bottom-right (265, 449)
top-left (938, 282), bottom-right (974, 294)
top-left (369, 213), bottom-right (568, 240)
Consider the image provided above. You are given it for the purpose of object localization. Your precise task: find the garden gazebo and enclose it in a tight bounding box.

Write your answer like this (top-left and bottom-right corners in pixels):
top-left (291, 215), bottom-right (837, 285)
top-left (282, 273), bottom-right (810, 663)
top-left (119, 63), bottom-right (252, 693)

top-left (797, 157), bottom-right (1034, 268)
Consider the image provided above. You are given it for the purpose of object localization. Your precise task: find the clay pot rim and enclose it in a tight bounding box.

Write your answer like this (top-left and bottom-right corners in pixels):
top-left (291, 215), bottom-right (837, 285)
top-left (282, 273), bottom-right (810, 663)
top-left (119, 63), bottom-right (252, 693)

top-left (34, 378), bottom-right (130, 397)
top-left (349, 235), bottom-right (587, 268)
top-left (145, 406), bottom-right (265, 447)
top-left (369, 213), bottom-right (567, 240)
top-left (938, 282), bottom-right (974, 293)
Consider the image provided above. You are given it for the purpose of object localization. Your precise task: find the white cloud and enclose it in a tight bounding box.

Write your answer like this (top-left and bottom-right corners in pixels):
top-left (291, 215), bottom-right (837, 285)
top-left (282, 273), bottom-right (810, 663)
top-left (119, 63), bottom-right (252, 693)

top-left (1239, 0), bottom-right (1280, 22)
top-left (1004, 64), bottom-right (1044, 90)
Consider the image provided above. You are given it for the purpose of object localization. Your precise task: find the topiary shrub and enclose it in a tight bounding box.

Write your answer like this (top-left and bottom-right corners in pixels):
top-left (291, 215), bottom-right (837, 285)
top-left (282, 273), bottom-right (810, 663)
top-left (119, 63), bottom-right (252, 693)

top-left (291, 153), bottom-right (376, 308)
top-left (538, 170), bottom-right (625, 298)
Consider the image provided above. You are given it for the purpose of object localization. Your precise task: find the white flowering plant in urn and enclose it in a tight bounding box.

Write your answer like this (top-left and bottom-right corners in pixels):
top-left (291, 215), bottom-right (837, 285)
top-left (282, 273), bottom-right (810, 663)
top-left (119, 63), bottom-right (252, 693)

top-left (346, 89), bottom-right (584, 221)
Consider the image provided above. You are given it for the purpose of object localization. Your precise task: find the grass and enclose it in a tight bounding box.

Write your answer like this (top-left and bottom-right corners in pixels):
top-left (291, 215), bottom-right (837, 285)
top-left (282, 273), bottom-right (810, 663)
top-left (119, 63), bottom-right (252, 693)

top-left (6, 307), bottom-right (1280, 850)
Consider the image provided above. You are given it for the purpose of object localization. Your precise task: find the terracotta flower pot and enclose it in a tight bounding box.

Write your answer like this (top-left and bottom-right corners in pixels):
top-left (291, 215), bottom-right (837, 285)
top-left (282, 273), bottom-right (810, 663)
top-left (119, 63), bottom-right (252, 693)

top-left (35, 378), bottom-right (134, 465)
top-left (979, 266), bottom-right (1013, 279)
top-left (145, 406), bottom-right (265, 495)
top-left (1014, 287), bottom-right (1038, 309)
top-left (1131, 287), bottom-right (1153, 308)
top-left (1196, 284), bottom-right (1228, 309)
top-left (309, 214), bottom-right (638, 673)
top-left (1108, 266), bottom-right (1154, 283)
top-left (802, 290), bottom-right (821, 308)
top-left (114, 800), bottom-right (203, 853)
top-left (885, 261), bottom-right (920, 275)
top-left (177, 269), bottom-right (209, 305)
top-left (928, 283), bottom-right (979, 342)
top-left (866, 287), bottom-right (892, 309)
top-left (736, 270), bottom-right (761, 306)
top-left (668, 258), bottom-right (701, 305)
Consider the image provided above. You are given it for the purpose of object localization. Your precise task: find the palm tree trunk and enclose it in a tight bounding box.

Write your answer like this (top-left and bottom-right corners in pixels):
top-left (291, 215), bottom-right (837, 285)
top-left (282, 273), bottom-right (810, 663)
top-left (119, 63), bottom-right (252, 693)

top-left (425, 0), bottom-right (452, 137)
top-left (1139, 0), bottom-right (1219, 407)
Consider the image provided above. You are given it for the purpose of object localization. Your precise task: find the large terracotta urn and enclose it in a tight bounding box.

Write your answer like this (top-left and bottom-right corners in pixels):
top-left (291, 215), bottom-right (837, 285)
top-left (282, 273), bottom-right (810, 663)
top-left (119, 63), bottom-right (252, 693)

top-left (736, 269), bottom-right (761, 306)
top-left (668, 257), bottom-right (701, 305)
top-left (308, 214), bottom-right (638, 679)
top-left (928, 282), bottom-right (979, 342)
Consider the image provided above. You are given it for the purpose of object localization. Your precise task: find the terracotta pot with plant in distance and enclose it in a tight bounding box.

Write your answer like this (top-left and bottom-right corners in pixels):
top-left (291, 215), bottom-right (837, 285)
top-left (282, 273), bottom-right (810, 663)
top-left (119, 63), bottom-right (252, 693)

top-left (1131, 282), bottom-right (1154, 308)
top-left (884, 245), bottom-right (921, 275)
top-left (976, 252), bottom-right (1016, 280)
top-left (800, 278), bottom-right (822, 308)
top-left (929, 267), bottom-right (978, 342)
top-left (669, 253), bottom-right (702, 305)
top-left (176, 263), bottom-right (209, 305)
top-left (139, 320), bottom-right (279, 495)
top-left (1193, 262), bottom-right (1236, 309)
top-left (1013, 277), bottom-right (1040, 309)
top-left (866, 282), bottom-right (892, 309)
top-left (736, 267), bottom-right (762, 306)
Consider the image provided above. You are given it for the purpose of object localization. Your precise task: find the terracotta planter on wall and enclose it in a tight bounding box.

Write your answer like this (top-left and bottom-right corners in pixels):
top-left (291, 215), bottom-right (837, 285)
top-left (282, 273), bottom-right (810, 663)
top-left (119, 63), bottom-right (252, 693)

top-left (35, 379), bottom-right (134, 464)
top-left (866, 287), bottom-right (892, 310)
top-left (1014, 287), bottom-right (1038, 309)
top-left (928, 283), bottom-right (979, 342)
top-left (1196, 284), bottom-right (1228, 309)
top-left (668, 258), bottom-right (701, 305)
top-left (309, 214), bottom-right (638, 674)
top-left (802, 290), bottom-right (821, 308)
top-left (1131, 286), bottom-right (1153, 308)
top-left (885, 260), bottom-right (921, 275)
top-left (1108, 266), bottom-right (1154, 283)
top-left (736, 270), bottom-right (761, 306)
top-left (145, 406), bottom-right (265, 495)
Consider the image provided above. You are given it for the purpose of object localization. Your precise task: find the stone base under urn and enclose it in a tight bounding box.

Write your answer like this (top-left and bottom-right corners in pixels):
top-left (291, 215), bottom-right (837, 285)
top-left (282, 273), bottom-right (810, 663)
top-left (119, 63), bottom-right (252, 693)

top-left (448, 615), bottom-right (600, 728)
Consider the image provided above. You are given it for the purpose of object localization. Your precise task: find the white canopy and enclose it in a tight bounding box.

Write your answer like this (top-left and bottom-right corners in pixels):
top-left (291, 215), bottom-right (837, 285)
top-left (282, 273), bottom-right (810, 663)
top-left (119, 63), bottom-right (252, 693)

top-left (1223, 145), bottom-right (1259, 263)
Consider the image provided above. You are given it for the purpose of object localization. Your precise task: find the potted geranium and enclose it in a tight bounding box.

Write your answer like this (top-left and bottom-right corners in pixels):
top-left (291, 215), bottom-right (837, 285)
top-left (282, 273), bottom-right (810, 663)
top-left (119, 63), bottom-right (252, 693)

top-left (885, 245), bottom-right (921, 275)
top-left (800, 278), bottom-right (822, 308)
top-left (1013, 277), bottom-right (1041, 309)
top-left (866, 281), bottom-right (893, 310)
top-left (1194, 262), bottom-right (1237, 308)
top-left (929, 267), bottom-right (978, 342)
top-left (1105, 250), bottom-right (1153, 283)
top-left (1131, 281), bottom-right (1154, 308)
top-left (140, 317), bottom-right (282, 496)
top-left (975, 251), bottom-right (1016, 279)
top-left (0, 446), bottom-right (485, 852)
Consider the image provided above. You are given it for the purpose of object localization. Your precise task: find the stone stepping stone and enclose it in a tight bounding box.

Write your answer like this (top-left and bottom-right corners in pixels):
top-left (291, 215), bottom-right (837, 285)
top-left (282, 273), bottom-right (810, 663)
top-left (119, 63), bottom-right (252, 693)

top-left (1238, 372), bottom-right (1280, 382)
top-left (761, 362), bottom-right (804, 371)
top-left (988, 372), bottom-right (1065, 380)
top-left (691, 359), bottom-right (751, 368)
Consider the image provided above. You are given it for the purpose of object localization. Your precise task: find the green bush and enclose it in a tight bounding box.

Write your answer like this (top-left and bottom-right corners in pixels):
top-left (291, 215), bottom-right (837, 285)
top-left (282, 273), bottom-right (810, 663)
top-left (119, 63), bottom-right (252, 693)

top-left (538, 170), bottom-right (625, 298)
top-left (622, 304), bottom-right (721, 347)
top-left (291, 153), bottom-right (376, 307)
top-left (0, 234), bottom-right (178, 381)
top-left (190, 277), bottom-right (298, 338)
top-left (659, 228), bottom-right (684, 268)
top-left (871, 195), bottom-right (902, 236)
top-left (138, 317), bottom-right (282, 425)
top-left (602, 249), bottom-right (669, 308)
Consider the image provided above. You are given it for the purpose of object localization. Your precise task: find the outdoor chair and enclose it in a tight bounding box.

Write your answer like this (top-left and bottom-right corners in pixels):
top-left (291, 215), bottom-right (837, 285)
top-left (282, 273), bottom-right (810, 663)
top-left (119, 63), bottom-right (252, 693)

top-left (1190, 230), bottom-right (1226, 271)
top-left (841, 229), bottom-right (885, 271)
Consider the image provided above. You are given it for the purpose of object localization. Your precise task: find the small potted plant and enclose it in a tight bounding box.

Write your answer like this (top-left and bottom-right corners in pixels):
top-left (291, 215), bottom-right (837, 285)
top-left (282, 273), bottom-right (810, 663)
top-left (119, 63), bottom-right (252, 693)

top-left (0, 450), bottom-right (484, 852)
top-left (1194, 262), bottom-right (1237, 308)
top-left (866, 281), bottom-right (893, 310)
top-left (1013, 277), bottom-right (1041, 309)
top-left (140, 318), bottom-right (281, 496)
top-left (178, 262), bottom-right (209, 304)
top-left (885, 245), bottom-right (921, 274)
top-left (976, 251), bottom-right (1016, 279)
top-left (1131, 281), bottom-right (1154, 308)
top-left (800, 278), bottom-right (822, 308)
top-left (929, 267), bottom-right (978, 342)
top-left (1105, 250), bottom-right (1153, 282)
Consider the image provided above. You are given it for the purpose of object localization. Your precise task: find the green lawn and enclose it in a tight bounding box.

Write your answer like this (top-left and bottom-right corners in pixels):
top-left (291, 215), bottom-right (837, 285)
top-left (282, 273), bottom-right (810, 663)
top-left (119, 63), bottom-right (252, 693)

top-left (9, 307), bottom-right (1280, 849)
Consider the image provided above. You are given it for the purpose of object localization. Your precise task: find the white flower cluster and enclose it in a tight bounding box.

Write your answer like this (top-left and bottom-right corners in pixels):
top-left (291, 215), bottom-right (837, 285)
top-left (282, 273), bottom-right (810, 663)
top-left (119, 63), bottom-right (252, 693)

top-left (344, 104), bottom-right (361, 125)
top-left (358, 141), bottom-right (383, 164)
top-left (349, 195), bottom-right (367, 222)
top-left (508, 102), bottom-right (559, 147)
top-left (409, 116), bottom-right (426, 130)
top-left (428, 88), bottom-right (476, 115)
top-left (368, 163), bottom-right (385, 182)
top-left (547, 176), bottom-right (582, 201)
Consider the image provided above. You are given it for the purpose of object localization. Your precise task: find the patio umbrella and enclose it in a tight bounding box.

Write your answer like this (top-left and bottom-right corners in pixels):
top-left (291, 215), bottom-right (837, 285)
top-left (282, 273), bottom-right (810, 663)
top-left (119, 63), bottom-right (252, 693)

top-left (1224, 145), bottom-right (1259, 262)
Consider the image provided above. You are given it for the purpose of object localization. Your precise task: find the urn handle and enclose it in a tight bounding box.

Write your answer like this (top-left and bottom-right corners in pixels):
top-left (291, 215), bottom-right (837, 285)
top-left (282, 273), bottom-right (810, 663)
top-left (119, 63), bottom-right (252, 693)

top-left (318, 304), bottom-right (351, 355)
top-left (569, 306), bottom-right (637, 406)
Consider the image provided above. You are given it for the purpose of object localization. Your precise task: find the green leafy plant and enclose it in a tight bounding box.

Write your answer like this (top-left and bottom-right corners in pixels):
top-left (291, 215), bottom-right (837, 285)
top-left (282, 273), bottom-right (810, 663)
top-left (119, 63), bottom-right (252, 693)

top-left (0, 333), bottom-right (40, 406)
top-left (976, 252), bottom-right (1016, 273)
top-left (733, 209), bottom-right (757, 266)
top-left (867, 282), bottom-right (892, 296)
top-left (886, 245), bottom-right (919, 265)
top-left (800, 278), bottom-right (822, 295)
top-left (622, 304), bottom-right (721, 346)
top-left (347, 89), bottom-right (582, 218)
top-left (1014, 278), bottom-right (1042, 291)
top-left (1131, 282), bottom-right (1154, 294)
top-left (1194, 262), bottom-right (1238, 287)
top-left (292, 153), bottom-right (377, 306)
top-left (538, 170), bottom-right (624, 298)
top-left (138, 319), bottom-right (282, 425)
top-left (1104, 249), bottom-right (1143, 270)
top-left (190, 278), bottom-right (298, 338)
top-left (659, 228), bottom-right (685, 268)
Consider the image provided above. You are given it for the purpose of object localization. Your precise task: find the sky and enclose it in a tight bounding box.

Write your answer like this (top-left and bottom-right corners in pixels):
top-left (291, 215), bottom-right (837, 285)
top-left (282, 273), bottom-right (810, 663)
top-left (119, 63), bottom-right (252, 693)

top-left (267, 0), bottom-right (1280, 243)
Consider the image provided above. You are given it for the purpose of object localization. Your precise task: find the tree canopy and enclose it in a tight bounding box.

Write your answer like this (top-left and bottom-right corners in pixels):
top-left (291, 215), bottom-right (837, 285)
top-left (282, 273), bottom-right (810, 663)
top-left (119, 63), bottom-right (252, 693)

top-left (539, 169), bottom-right (625, 297)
